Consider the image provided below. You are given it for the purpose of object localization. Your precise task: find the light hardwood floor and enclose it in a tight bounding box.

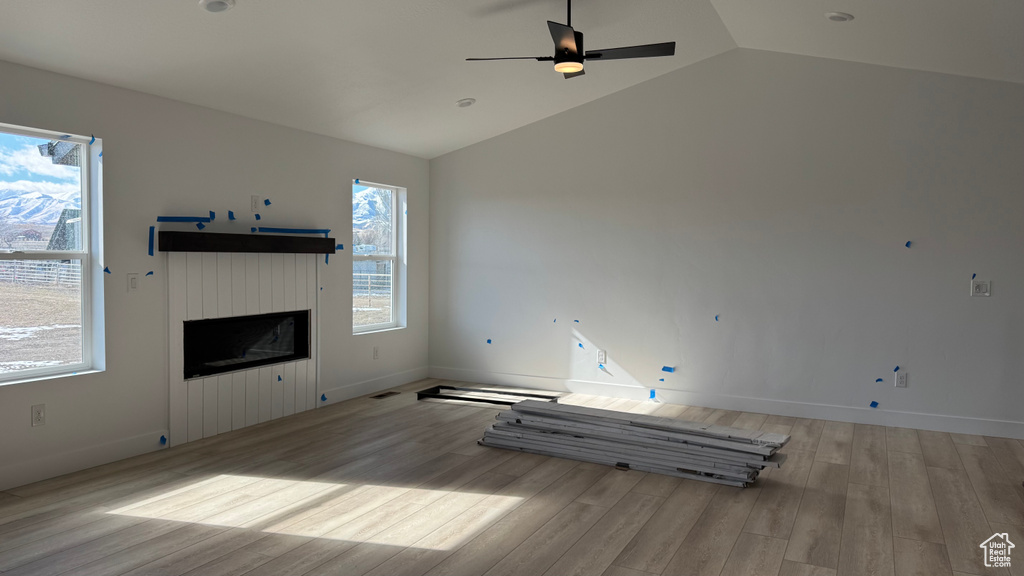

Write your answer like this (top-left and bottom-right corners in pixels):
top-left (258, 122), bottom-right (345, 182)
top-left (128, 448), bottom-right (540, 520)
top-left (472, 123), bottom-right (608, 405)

top-left (1, 378), bottom-right (1022, 576)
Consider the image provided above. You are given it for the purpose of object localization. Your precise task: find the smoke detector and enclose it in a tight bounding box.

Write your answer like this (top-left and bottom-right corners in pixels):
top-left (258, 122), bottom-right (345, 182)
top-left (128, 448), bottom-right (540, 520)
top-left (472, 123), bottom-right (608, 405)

top-left (199, 0), bottom-right (235, 13)
top-left (825, 12), bottom-right (854, 22)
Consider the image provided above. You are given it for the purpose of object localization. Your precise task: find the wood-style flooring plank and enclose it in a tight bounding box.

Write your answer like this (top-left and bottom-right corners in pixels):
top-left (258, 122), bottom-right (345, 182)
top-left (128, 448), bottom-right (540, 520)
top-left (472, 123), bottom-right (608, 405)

top-left (576, 469), bottom-right (646, 507)
top-left (614, 479), bottom-right (719, 573)
top-left (481, 501), bottom-right (608, 576)
top-left (887, 428), bottom-right (922, 455)
top-left (784, 461), bottom-right (849, 569)
top-left (542, 491), bottom-right (663, 576)
top-left (779, 560), bottom-right (837, 576)
top-left (888, 450), bottom-right (943, 544)
top-left (719, 533), bottom-right (787, 576)
top-left (949, 433), bottom-right (987, 447)
top-left (928, 466), bottom-right (1004, 575)
top-left (893, 537), bottom-right (953, 576)
top-left (731, 412), bottom-right (769, 431)
top-left (743, 448), bottom-right (814, 539)
top-left (836, 483), bottom-right (894, 576)
top-left (849, 424), bottom-right (888, 487)
top-left (786, 419), bottom-right (825, 453)
top-left (815, 421), bottom-right (854, 465)
top-left (661, 484), bottom-right (762, 576)
top-left (954, 443), bottom-right (1024, 525)
top-left (918, 431), bottom-right (964, 470)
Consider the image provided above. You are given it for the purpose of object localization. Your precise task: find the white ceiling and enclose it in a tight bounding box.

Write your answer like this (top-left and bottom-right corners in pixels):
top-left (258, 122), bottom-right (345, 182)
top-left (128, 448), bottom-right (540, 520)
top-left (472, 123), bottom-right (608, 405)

top-left (0, 1), bottom-right (1019, 159)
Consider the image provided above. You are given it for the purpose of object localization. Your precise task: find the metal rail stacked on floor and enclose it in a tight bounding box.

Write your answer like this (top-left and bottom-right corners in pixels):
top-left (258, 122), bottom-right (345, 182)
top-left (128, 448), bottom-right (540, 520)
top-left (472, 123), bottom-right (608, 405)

top-left (479, 400), bottom-right (789, 487)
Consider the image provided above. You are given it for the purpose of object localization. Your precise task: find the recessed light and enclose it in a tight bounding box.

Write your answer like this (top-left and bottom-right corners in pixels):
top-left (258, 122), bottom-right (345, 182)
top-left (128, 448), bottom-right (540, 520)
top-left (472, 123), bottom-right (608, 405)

top-left (456, 98), bottom-right (476, 108)
top-left (825, 11), bottom-right (854, 22)
top-left (199, 0), bottom-right (235, 13)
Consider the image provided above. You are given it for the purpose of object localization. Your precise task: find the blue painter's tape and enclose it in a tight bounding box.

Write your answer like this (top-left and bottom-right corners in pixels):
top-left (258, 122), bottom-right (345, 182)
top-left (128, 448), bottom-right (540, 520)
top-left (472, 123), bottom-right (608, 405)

top-left (599, 363), bottom-right (605, 370)
top-left (574, 319), bottom-right (579, 323)
top-left (320, 287), bottom-right (323, 291)
top-left (257, 227), bottom-right (332, 235)
top-left (89, 135), bottom-right (96, 145)
top-left (875, 378), bottom-right (883, 383)
top-left (905, 241), bottom-right (912, 248)
top-left (228, 210), bottom-right (236, 221)
top-left (355, 179), bottom-right (360, 184)
top-left (325, 254), bottom-right (329, 265)
top-left (160, 435), bottom-right (167, 445)
top-left (264, 198), bottom-right (272, 206)
top-left (156, 216), bottom-right (211, 223)
top-left (321, 393), bottom-right (327, 402)
top-left (255, 213), bottom-right (262, 221)
top-left (98, 151), bottom-right (103, 158)
top-left (277, 375), bottom-right (282, 382)
top-left (893, 366), bottom-right (900, 372)
top-left (715, 315), bottom-right (719, 322)
top-left (336, 244), bottom-right (344, 250)
top-left (146, 271), bottom-right (154, 276)
top-left (662, 366), bottom-right (675, 373)
top-left (870, 401), bottom-right (879, 408)
top-left (103, 266), bottom-right (111, 274)
top-left (148, 226), bottom-right (155, 256)
top-left (972, 273), bottom-right (976, 279)
top-left (650, 390), bottom-right (656, 399)
top-left (487, 339), bottom-right (492, 344)
top-left (60, 134), bottom-right (71, 140)
top-left (196, 222), bottom-right (206, 230)
top-left (251, 227), bottom-right (257, 233)
top-left (578, 343), bottom-right (584, 349)
top-left (659, 378), bottom-right (664, 382)
top-left (209, 211), bottom-right (216, 221)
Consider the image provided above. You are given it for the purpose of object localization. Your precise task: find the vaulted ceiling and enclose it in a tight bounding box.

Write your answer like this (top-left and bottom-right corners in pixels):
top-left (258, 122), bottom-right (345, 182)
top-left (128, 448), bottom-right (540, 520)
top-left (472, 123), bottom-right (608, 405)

top-left (1, 0), bottom-right (1020, 159)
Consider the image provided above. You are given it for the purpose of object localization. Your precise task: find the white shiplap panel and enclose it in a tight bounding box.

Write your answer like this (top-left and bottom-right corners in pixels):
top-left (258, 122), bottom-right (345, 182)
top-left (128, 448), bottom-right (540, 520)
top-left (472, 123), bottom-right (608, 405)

top-left (245, 370), bottom-right (259, 426)
top-left (245, 254), bottom-right (260, 314)
top-left (185, 253), bottom-right (203, 321)
top-left (232, 372), bottom-right (246, 431)
top-left (271, 364), bottom-right (284, 419)
top-left (258, 254), bottom-right (272, 313)
top-left (271, 254), bottom-right (285, 312)
top-left (258, 367), bottom-right (272, 423)
top-left (295, 255), bottom-right (307, 313)
top-left (168, 253), bottom-right (188, 446)
top-left (202, 253), bottom-right (218, 319)
top-left (282, 362), bottom-right (295, 417)
top-left (307, 255), bottom-right (318, 409)
top-left (231, 253), bottom-right (246, 317)
top-left (187, 379), bottom-right (204, 443)
top-left (218, 375), bottom-right (232, 434)
top-left (293, 360), bottom-right (307, 413)
top-left (203, 377), bottom-right (219, 438)
top-left (283, 253), bottom-right (296, 311)
top-left (217, 253), bottom-right (231, 319)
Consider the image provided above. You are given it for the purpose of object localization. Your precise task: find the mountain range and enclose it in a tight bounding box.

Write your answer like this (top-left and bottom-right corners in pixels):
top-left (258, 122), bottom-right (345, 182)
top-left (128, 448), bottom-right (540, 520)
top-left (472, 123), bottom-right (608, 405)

top-left (0, 189), bottom-right (81, 225)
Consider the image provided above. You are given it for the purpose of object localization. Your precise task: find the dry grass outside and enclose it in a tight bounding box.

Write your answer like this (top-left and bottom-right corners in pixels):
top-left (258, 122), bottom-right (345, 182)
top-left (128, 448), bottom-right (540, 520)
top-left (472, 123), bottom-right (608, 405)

top-left (0, 281), bottom-right (82, 372)
top-left (352, 295), bottom-right (393, 329)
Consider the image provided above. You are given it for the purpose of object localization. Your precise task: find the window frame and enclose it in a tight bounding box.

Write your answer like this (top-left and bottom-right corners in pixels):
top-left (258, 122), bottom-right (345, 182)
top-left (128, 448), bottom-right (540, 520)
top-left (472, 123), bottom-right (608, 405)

top-left (0, 123), bottom-right (97, 384)
top-left (352, 181), bottom-right (405, 334)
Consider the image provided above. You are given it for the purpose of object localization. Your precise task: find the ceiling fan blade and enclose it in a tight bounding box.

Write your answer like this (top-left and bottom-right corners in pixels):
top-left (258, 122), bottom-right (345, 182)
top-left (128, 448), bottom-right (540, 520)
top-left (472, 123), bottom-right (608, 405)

top-left (547, 21), bottom-right (578, 55)
top-left (466, 56), bottom-right (554, 61)
top-left (585, 42), bottom-right (675, 61)
top-left (563, 69), bottom-right (586, 79)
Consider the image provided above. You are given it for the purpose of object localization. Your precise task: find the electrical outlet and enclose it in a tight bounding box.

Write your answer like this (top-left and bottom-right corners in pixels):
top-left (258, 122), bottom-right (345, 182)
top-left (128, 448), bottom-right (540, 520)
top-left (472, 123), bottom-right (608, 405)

top-left (251, 195), bottom-right (260, 212)
top-left (597, 349), bottom-right (607, 364)
top-left (373, 346), bottom-right (379, 360)
top-left (895, 372), bottom-right (908, 388)
top-left (971, 280), bottom-right (991, 297)
top-left (127, 272), bottom-right (139, 293)
top-left (31, 404), bottom-right (45, 427)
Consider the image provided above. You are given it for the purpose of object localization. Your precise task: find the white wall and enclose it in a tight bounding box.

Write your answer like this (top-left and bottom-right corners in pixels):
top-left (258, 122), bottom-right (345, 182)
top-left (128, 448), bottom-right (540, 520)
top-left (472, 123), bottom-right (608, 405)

top-left (0, 59), bottom-right (429, 490)
top-left (429, 49), bottom-right (1024, 438)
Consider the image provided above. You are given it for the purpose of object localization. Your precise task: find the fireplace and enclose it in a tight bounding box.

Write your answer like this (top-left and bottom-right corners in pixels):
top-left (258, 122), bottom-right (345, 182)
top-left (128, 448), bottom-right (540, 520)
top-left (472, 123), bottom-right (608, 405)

top-left (183, 310), bottom-right (310, 379)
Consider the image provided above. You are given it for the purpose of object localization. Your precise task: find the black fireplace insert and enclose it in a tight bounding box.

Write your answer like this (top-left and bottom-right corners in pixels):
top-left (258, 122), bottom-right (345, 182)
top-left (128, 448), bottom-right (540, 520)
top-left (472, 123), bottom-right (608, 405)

top-left (183, 310), bottom-right (310, 378)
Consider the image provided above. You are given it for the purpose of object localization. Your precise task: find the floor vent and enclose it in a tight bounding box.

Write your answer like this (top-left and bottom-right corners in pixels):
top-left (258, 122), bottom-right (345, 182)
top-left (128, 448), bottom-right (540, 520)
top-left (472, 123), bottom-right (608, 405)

top-left (370, 391), bottom-right (400, 399)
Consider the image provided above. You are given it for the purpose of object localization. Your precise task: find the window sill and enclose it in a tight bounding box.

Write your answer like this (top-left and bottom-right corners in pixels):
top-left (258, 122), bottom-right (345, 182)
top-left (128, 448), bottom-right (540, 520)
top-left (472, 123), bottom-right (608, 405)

top-left (0, 368), bottom-right (102, 388)
top-left (353, 325), bottom-right (406, 336)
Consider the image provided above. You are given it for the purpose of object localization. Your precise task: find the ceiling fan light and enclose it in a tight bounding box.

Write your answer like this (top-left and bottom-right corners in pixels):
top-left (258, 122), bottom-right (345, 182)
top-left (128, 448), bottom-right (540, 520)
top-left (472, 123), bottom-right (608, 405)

top-left (554, 61), bottom-right (584, 74)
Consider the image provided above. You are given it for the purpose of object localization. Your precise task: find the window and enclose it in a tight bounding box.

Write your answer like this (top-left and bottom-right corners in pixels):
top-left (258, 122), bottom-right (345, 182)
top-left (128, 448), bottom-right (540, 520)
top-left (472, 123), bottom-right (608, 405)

top-left (352, 181), bottom-right (406, 333)
top-left (0, 123), bottom-right (102, 383)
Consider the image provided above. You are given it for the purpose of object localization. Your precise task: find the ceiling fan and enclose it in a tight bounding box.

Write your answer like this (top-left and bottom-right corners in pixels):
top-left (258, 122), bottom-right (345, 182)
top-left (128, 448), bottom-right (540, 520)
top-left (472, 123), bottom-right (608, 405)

top-left (467, 0), bottom-right (676, 79)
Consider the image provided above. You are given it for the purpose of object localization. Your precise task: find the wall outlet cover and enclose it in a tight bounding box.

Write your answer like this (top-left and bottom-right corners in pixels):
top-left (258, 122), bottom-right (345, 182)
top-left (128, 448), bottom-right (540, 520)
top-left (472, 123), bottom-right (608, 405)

top-left (971, 280), bottom-right (991, 297)
top-left (31, 404), bottom-right (45, 427)
top-left (895, 372), bottom-right (908, 388)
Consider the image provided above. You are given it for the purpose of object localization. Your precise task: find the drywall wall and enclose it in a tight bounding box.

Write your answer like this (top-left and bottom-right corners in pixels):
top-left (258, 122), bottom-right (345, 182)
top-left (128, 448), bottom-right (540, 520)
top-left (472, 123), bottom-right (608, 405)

top-left (429, 48), bottom-right (1024, 437)
top-left (0, 59), bottom-right (429, 490)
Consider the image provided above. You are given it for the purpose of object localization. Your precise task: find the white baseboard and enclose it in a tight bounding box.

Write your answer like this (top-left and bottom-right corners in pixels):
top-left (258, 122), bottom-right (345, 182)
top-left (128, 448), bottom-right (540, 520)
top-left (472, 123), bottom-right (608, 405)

top-left (0, 429), bottom-right (168, 492)
top-left (319, 366), bottom-right (430, 406)
top-left (429, 366), bottom-right (1024, 440)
